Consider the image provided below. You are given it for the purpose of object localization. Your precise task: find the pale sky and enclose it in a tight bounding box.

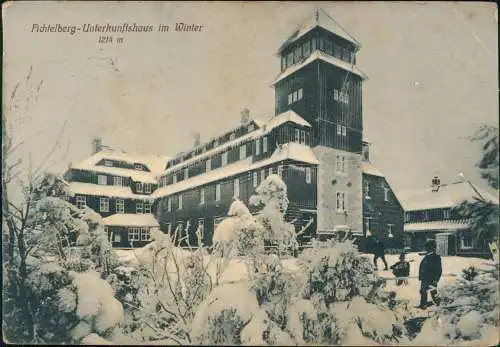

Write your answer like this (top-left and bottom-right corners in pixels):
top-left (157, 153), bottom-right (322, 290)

top-left (3, 1), bottom-right (498, 195)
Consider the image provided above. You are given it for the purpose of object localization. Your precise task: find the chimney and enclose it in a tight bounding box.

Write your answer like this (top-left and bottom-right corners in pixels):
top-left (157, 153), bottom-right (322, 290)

top-left (91, 137), bottom-right (102, 155)
top-left (431, 175), bottom-right (441, 192)
top-left (194, 133), bottom-right (201, 147)
top-left (240, 108), bottom-right (250, 125)
top-left (362, 140), bottom-right (370, 163)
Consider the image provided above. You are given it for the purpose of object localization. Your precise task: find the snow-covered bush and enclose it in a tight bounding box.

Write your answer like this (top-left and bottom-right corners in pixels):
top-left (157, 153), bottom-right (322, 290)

top-left (191, 281), bottom-right (259, 345)
top-left (249, 174), bottom-right (297, 256)
top-left (435, 264), bottom-right (499, 342)
top-left (126, 231), bottom-right (215, 344)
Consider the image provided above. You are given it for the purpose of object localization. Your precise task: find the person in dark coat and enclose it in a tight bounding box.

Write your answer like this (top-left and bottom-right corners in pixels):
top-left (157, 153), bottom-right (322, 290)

top-left (373, 237), bottom-right (388, 270)
top-left (416, 239), bottom-right (442, 309)
top-left (390, 253), bottom-right (411, 286)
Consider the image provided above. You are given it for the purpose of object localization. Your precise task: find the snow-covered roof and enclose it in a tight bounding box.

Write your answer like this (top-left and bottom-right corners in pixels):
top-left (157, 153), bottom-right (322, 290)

top-left (68, 182), bottom-right (155, 200)
top-left (71, 150), bottom-right (169, 183)
top-left (404, 220), bottom-right (471, 233)
top-left (361, 162), bottom-right (384, 178)
top-left (153, 142), bottom-right (318, 198)
top-left (102, 213), bottom-right (159, 227)
top-left (398, 180), bottom-right (499, 211)
top-left (162, 110), bottom-right (311, 175)
top-left (278, 8), bottom-right (361, 55)
top-left (272, 50), bottom-right (368, 86)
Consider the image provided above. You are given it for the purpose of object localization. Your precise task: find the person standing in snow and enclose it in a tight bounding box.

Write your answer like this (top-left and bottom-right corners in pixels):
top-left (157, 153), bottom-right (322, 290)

top-left (390, 253), bottom-right (411, 286)
top-left (373, 237), bottom-right (388, 270)
top-left (416, 239), bottom-right (442, 309)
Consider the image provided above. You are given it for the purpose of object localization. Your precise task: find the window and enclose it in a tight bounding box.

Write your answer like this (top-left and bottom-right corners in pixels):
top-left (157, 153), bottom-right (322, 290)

top-left (293, 90), bottom-right (298, 102)
top-left (336, 192), bottom-right (346, 212)
top-left (173, 174), bottom-right (177, 184)
top-left (239, 145), bottom-right (246, 160)
top-left (404, 213), bottom-right (410, 222)
top-left (230, 133), bottom-right (236, 141)
top-left (206, 159), bottom-right (211, 172)
top-left (116, 199), bottom-right (124, 213)
top-left (114, 233), bottom-right (121, 243)
top-left (384, 187), bottom-right (390, 202)
top-left (268, 167), bottom-right (273, 176)
top-left (255, 138), bottom-right (261, 155)
top-left (178, 195), bottom-right (183, 210)
top-left (136, 201), bottom-right (143, 214)
top-left (333, 43), bottom-right (341, 58)
top-left (104, 160), bottom-right (113, 167)
top-left (324, 39), bottom-right (332, 55)
top-left (134, 163), bottom-right (143, 170)
top-left (461, 236), bottom-right (473, 249)
top-left (200, 188), bottom-right (205, 204)
top-left (136, 182), bottom-right (143, 193)
top-left (222, 152), bottom-right (228, 166)
top-left (305, 167), bottom-right (312, 184)
top-left (300, 130), bottom-right (306, 144)
top-left (286, 52), bottom-right (293, 66)
top-left (278, 165), bottom-right (284, 177)
top-left (298, 88), bottom-right (303, 100)
top-left (113, 176), bottom-right (123, 186)
top-left (342, 126), bottom-right (347, 136)
top-left (387, 224), bottom-right (394, 237)
top-left (166, 223), bottom-right (172, 233)
top-left (100, 197), bottom-right (109, 212)
top-left (144, 201), bottom-right (151, 213)
top-left (365, 217), bottom-right (371, 233)
top-left (261, 169), bottom-right (265, 183)
top-left (141, 229), bottom-right (150, 241)
top-left (424, 211), bottom-right (429, 221)
top-left (234, 179), bottom-right (240, 198)
top-left (294, 46), bottom-right (302, 62)
top-left (144, 183), bottom-right (151, 194)
top-left (253, 172), bottom-right (258, 187)
top-left (443, 209), bottom-right (450, 219)
top-left (364, 182), bottom-right (370, 198)
top-left (98, 175), bottom-right (107, 185)
top-left (342, 48), bottom-right (350, 61)
top-left (288, 93), bottom-right (293, 105)
top-left (303, 41), bottom-right (311, 56)
top-left (336, 124), bottom-right (342, 135)
top-left (214, 139), bottom-right (219, 147)
top-left (294, 129), bottom-right (300, 143)
top-left (248, 123), bottom-right (255, 132)
top-left (215, 184), bottom-right (221, 201)
top-left (167, 197), bottom-right (172, 212)
top-left (76, 196), bottom-right (86, 209)
top-left (263, 137), bottom-right (268, 153)
top-left (281, 56), bottom-right (286, 70)
top-left (184, 168), bottom-right (189, 180)
top-left (128, 228), bottom-right (140, 242)
top-left (334, 89), bottom-right (339, 101)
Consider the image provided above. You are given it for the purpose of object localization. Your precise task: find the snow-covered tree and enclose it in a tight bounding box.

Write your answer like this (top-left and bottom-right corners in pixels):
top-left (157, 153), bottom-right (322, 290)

top-left (249, 174), bottom-right (297, 256)
top-left (454, 125), bottom-right (499, 255)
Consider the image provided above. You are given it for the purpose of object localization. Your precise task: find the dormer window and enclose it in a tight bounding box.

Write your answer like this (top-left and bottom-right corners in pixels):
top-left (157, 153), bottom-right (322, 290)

top-left (294, 46), bottom-right (302, 63)
top-left (286, 52), bottom-right (293, 66)
top-left (184, 168), bottom-right (189, 180)
top-left (206, 159), bottom-right (211, 172)
top-left (239, 145), bottom-right (246, 160)
top-left (104, 160), bottom-right (113, 167)
top-left (136, 182), bottom-right (143, 193)
top-left (342, 47), bottom-right (350, 62)
top-left (144, 183), bottom-right (151, 194)
top-left (248, 124), bottom-right (255, 132)
top-left (229, 133), bottom-right (236, 141)
top-left (134, 163), bottom-right (143, 171)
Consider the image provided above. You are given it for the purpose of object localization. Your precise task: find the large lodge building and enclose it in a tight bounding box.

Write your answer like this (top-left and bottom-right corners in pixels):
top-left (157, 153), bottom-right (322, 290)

top-left (63, 9), bottom-right (406, 249)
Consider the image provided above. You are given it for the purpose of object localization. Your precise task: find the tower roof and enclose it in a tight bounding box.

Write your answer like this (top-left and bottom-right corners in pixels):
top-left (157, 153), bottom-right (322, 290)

top-left (277, 8), bottom-right (361, 55)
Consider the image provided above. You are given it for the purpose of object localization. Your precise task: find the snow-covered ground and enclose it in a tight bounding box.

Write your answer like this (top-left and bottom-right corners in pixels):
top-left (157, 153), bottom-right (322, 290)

top-left (116, 246), bottom-right (495, 308)
top-left (367, 252), bottom-right (496, 306)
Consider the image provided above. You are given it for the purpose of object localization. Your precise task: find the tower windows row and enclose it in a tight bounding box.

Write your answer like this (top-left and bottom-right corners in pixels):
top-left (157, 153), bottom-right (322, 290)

top-left (288, 88), bottom-right (303, 105)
